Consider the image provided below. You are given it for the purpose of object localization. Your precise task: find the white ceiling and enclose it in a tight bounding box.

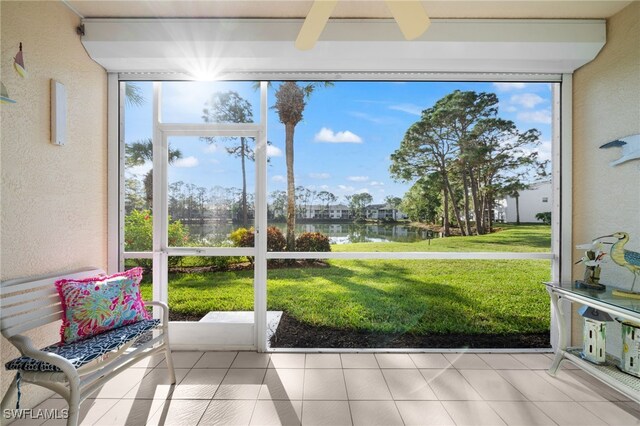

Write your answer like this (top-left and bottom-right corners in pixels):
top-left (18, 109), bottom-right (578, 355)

top-left (67, 0), bottom-right (634, 19)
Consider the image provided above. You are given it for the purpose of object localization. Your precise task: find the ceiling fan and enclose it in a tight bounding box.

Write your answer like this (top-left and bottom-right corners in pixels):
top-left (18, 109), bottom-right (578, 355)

top-left (295, 0), bottom-right (431, 50)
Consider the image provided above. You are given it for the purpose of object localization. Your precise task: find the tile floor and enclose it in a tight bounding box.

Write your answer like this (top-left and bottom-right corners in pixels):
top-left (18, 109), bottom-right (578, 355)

top-left (11, 352), bottom-right (640, 426)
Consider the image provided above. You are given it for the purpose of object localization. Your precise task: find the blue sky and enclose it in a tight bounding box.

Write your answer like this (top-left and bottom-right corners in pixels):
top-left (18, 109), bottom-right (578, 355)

top-left (125, 81), bottom-right (553, 204)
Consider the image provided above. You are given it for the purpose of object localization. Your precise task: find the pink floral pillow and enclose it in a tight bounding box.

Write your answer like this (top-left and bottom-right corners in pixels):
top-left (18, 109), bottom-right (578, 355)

top-left (55, 267), bottom-right (150, 344)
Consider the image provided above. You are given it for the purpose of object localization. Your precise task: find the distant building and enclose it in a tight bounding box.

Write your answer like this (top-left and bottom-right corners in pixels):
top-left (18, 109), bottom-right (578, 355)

top-left (365, 203), bottom-right (409, 221)
top-left (503, 180), bottom-right (552, 223)
top-left (291, 203), bottom-right (407, 221)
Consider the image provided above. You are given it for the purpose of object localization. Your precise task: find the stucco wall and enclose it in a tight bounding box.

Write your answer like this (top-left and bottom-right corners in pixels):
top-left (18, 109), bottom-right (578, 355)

top-left (504, 181), bottom-right (552, 223)
top-left (1, 1), bottom-right (107, 409)
top-left (571, 1), bottom-right (640, 345)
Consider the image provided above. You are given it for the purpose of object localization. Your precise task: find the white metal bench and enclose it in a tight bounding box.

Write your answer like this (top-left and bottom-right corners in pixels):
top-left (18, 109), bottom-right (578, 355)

top-left (0, 268), bottom-right (176, 426)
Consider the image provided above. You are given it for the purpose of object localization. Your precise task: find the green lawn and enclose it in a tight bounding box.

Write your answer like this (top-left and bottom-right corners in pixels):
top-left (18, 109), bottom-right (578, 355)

top-left (140, 224), bottom-right (552, 335)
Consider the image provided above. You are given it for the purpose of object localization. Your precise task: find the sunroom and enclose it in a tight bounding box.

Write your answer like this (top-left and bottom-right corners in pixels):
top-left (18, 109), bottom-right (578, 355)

top-left (1, 0), bottom-right (639, 424)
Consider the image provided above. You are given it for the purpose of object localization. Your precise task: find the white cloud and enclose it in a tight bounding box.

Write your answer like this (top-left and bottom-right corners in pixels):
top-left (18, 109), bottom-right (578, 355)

top-left (314, 127), bottom-right (363, 144)
top-left (347, 176), bottom-right (369, 182)
top-left (389, 103), bottom-right (422, 116)
top-left (127, 162), bottom-right (152, 176)
top-left (510, 93), bottom-right (544, 109)
top-left (493, 82), bottom-right (527, 91)
top-left (517, 109), bottom-right (552, 124)
top-left (319, 185), bottom-right (330, 190)
top-left (267, 145), bottom-right (283, 157)
top-left (271, 175), bottom-right (286, 183)
top-left (173, 156), bottom-right (199, 168)
top-left (203, 144), bottom-right (220, 154)
top-left (537, 140), bottom-right (552, 163)
top-left (370, 181), bottom-right (384, 186)
top-left (348, 111), bottom-right (396, 125)
top-left (309, 172), bottom-right (331, 179)
top-left (338, 185), bottom-right (355, 192)
top-left (356, 188), bottom-right (370, 194)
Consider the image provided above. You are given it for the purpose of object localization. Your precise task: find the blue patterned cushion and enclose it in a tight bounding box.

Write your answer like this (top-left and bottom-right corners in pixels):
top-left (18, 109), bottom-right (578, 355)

top-left (5, 319), bottom-right (160, 372)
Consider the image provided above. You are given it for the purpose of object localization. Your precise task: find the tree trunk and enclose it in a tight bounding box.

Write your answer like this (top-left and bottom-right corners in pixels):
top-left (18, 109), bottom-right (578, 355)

top-left (285, 123), bottom-right (296, 250)
top-left (469, 172), bottom-right (484, 235)
top-left (443, 174), bottom-right (466, 236)
top-left (515, 195), bottom-right (521, 225)
top-left (241, 137), bottom-right (248, 227)
top-left (144, 171), bottom-right (153, 210)
top-left (442, 185), bottom-right (450, 237)
top-left (461, 168), bottom-right (473, 236)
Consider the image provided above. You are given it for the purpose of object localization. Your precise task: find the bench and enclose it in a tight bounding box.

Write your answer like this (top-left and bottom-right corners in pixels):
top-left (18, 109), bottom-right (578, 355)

top-left (0, 268), bottom-right (176, 426)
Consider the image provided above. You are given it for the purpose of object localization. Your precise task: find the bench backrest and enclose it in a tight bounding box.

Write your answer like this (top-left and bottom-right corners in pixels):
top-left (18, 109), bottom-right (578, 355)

top-left (0, 268), bottom-right (105, 339)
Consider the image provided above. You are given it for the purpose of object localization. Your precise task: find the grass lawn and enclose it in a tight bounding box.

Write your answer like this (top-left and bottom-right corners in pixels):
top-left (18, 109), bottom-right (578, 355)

top-left (140, 224), bottom-right (552, 335)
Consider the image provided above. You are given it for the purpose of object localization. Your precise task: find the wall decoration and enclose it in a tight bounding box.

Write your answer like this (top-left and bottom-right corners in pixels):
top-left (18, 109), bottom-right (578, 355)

top-left (13, 42), bottom-right (27, 78)
top-left (600, 134), bottom-right (640, 167)
top-left (595, 232), bottom-right (640, 298)
top-left (0, 82), bottom-right (16, 104)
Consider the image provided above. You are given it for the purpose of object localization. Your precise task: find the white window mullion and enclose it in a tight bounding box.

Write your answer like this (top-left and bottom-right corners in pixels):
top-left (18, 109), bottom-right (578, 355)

top-left (254, 81), bottom-right (269, 352)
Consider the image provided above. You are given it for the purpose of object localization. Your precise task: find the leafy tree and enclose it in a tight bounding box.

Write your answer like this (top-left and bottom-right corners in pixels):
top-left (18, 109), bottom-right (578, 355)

top-left (202, 91), bottom-right (254, 226)
top-left (317, 190), bottom-right (337, 218)
top-left (391, 90), bottom-right (542, 236)
top-left (273, 81), bottom-right (333, 250)
top-left (269, 190), bottom-right (287, 220)
top-left (346, 192), bottom-right (373, 220)
top-left (502, 179), bottom-right (530, 225)
top-left (125, 138), bottom-right (182, 209)
top-left (124, 82), bottom-right (145, 107)
top-left (400, 173), bottom-right (442, 224)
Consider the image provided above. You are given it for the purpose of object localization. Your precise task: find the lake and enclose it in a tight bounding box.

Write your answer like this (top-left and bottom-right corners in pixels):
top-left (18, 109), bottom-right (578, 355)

top-left (185, 221), bottom-right (436, 245)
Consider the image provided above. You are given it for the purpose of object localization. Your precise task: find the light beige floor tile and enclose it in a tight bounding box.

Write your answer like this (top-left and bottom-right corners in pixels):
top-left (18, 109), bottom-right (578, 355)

top-left (194, 351), bottom-right (238, 369)
top-left (420, 369), bottom-right (482, 401)
top-left (622, 402), bottom-right (640, 417)
top-left (375, 353), bottom-right (415, 369)
top-left (87, 368), bottom-right (150, 399)
top-left (269, 354), bottom-right (306, 369)
top-left (382, 369), bottom-right (437, 400)
top-left (250, 400), bottom-right (302, 426)
top-left (349, 401), bottom-right (403, 426)
top-left (146, 399), bottom-right (209, 426)
top-left (460, 370), bottom-right (526, 401)
top-left (441, 401), bottom-right (507, 426)
top-left (511, 353), bottom-right (552, 370)
top-left (301, 401), bottom-right (352, 426)
top-left (534, 369), bottom-right (608, 402)
top-left (497, 370), bottom-right (572, 401)
top-left (545, 353), bottom-right (580, 369)
top-left (580, 401), bottom-right (640, 426)
top-left (396, 401), bottom-right (455, 426)
top-left (214, 369), bottom-right (267, 400)
top-left (478, 354), bottom-right (529, 370)
top-left (488, 401), bottom-right (556, 426)
top-left (343, 369), bottom-right (392, 400)
top-left (305, 354), bottom-right (342, 369)
top-left (130, 354), bottom-right (165, 369)
top-left (534, 402), bottom-right (607, 425)
top-left (259, 369), bottom-right (305, 400)
top-left (232, 352), bottom-right (271, 369)
top-left (171, 368), bottom-right (227, 399)
top-left (123, 368), bottom-right (189, 400)
top-left (409, 353), bottom-right (452, 369)
top-left (42, 399), bottom-right (118, 426)
top-left (94, 398), bottom-right (165, 426)
top-left (443, 353), bottom-right (491, 369)
top-left (340, 354), bottom-right (378, 369)
top-left (199, 400), bottom-right (256, 425)
top-left (303, 369), bottom-right (347, 400)
top-left (157, 351), bottom-right (204, 369)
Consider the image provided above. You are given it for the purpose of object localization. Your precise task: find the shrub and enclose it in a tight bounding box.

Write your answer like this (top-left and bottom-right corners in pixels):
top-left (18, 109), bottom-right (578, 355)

top-left (236, 226), bottom-right (286, 252)
top-left (230, 227), bottom-right (253, 246)
top-left (296, 232), bottom-right (331, 252)
top-left (124, 209), bottom-right (189, 267)
top-left (535, 212), bottom-right (552, 225)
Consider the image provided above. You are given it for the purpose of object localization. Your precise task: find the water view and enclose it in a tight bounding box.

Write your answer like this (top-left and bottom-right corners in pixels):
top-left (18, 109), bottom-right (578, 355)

top-left (183, 221), bottom-right (436, 246)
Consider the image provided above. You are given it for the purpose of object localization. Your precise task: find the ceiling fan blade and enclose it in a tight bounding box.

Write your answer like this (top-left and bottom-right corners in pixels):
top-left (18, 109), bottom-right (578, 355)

top-left (385, 0), bottom-right (430, 40)
top-left (295, 0), bottom-right (339, 50)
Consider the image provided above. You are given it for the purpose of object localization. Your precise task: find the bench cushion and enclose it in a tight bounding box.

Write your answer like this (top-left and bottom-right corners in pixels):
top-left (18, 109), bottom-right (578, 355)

top-left (5, 319), bottom-right (160, 372)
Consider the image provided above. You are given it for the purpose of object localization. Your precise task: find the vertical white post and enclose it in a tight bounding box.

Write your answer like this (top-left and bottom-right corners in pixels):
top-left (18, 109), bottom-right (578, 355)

top-left (107, 73), bottom-right (121, 273)
top-left (254, 81), bottom-right (269, 352)
top-left (152, 83), bottom-right (169, 318)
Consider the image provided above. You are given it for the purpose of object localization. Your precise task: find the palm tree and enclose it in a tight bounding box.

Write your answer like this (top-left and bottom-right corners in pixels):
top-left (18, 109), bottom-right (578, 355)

top-left (273, 81), bottom-right (332, 250)
top-left (125, 138), bottom-right (182, 208)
